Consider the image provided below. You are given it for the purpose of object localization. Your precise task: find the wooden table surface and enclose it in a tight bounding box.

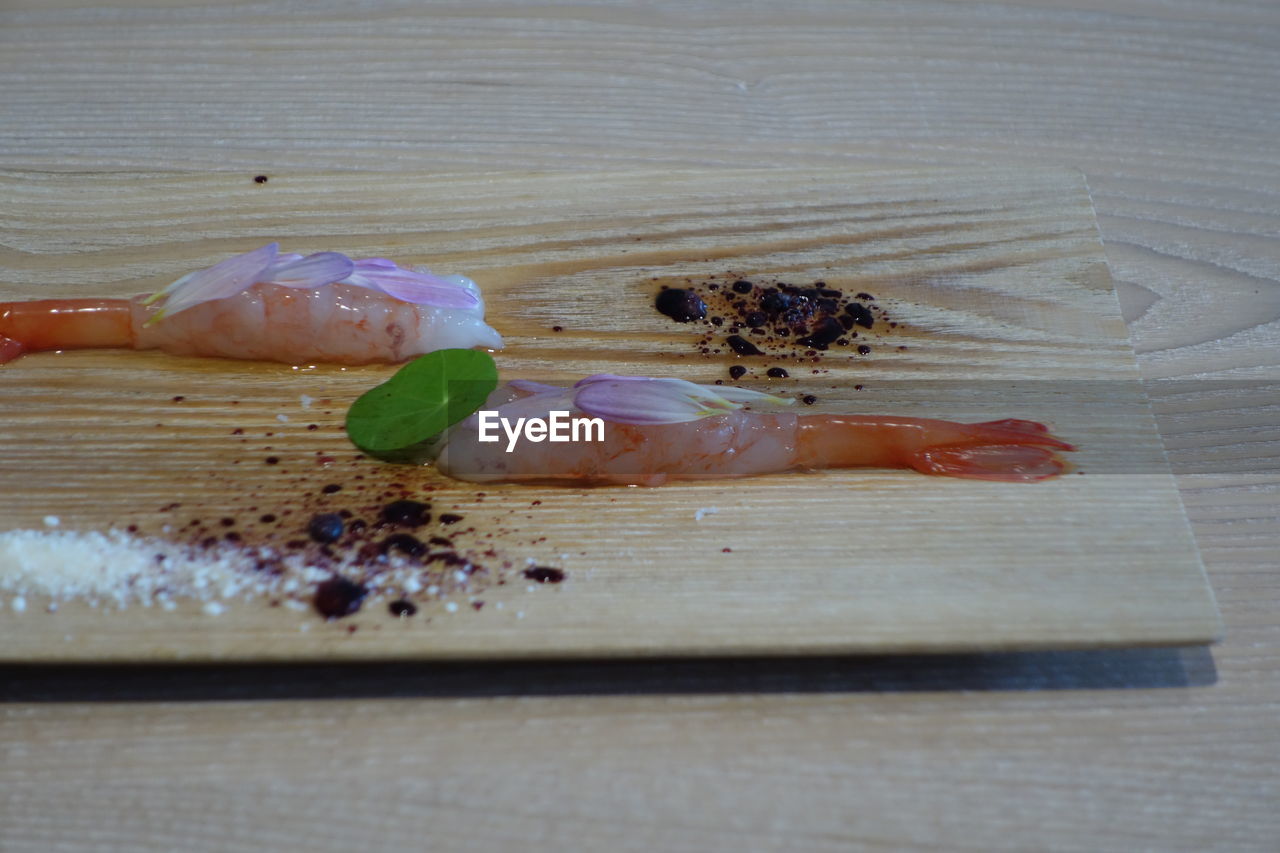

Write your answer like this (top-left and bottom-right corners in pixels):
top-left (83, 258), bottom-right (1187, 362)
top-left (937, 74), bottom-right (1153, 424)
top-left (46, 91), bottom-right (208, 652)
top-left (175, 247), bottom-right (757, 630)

top-left (1, 2), bottom-right (1276, 850)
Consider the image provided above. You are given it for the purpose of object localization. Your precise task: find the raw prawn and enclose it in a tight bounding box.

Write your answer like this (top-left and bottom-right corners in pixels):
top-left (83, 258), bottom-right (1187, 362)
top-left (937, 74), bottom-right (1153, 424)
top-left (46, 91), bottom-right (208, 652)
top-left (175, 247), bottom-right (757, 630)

top-left (0, 244), bottom-right (502, 365)
top-left (434, 376), bottom-right (1075, 485)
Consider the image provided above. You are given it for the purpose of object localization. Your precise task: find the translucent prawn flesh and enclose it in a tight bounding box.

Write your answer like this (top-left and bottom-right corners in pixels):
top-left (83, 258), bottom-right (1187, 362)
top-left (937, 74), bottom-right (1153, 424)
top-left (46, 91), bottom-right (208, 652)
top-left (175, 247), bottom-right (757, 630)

top-left (0, 280), bottom-right (502, 366)
top-left (435, 384), bottom-right (1076, 485)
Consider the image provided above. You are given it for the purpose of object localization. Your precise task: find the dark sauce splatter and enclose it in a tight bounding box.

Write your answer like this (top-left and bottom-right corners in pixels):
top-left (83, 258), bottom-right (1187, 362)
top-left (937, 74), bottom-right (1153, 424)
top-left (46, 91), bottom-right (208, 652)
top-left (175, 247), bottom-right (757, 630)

top-left (766, 367), bottom-right (789, 378)
top-left (655, 288), bottom-right (707, 322)
top-left (313, 576), bottom-right (366, 619)
top-left (523, 566), bottom-right (565, 584)
top-left (728, 365), bottom-right (747, 380)
top-left (253, 175), bottom-right (269, 184)
top-left (844, 302), bottom-right (874, 329)
top-left (381, 499), bottom-right (430, 528)
top-left (388, 599), bottom-right (418, 617)
top-left (306, 512), bottom-right (345, 544)
top-left (380, 533), bottom-right (427, 558)
top-left (796, 316), bottom-right (844, 350)
top-left (726, 335), bottom-right (764, 356)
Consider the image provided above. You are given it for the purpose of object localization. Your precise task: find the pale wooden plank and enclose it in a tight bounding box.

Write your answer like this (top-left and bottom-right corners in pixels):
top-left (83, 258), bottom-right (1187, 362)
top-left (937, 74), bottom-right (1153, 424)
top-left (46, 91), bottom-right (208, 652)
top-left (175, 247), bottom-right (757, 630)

top-left (0, 167), bottom-right (1219, 660)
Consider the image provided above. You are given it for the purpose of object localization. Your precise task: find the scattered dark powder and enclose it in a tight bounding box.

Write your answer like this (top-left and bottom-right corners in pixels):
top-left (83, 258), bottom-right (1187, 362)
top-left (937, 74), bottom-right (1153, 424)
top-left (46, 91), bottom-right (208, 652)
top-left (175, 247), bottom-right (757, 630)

top-left (654, 288), bottom-right (708, 322)
top-left (523, 566), bottom-right (565, 584)
top-left (380, 499), bottom-right (430, 528)
top-left (388, 599), bottom-right (418, 617)
top-left (379, 533), bottom-right (427, 558)
top-left (306, 513), bottom-right (344, 544)
top-left (313, 576), bottom-right (366, 619)
top-left (653, 273), bottom-right (900, 380)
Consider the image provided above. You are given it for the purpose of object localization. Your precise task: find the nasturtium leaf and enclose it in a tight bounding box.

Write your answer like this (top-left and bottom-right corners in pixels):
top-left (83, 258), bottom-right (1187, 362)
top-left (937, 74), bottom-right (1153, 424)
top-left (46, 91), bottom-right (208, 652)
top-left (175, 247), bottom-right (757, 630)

top-left (345, 349), bottom-right (498, 453)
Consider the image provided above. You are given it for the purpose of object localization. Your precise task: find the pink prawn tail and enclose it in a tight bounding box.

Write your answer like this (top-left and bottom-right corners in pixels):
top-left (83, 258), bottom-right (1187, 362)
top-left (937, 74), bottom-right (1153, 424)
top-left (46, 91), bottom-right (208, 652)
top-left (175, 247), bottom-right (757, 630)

top-left (0, 298), bottom-right (135, 363)
top-left (908, 419), bottom-right (1076, 483)
top-left (910, 444), bottom-right (1069, 482)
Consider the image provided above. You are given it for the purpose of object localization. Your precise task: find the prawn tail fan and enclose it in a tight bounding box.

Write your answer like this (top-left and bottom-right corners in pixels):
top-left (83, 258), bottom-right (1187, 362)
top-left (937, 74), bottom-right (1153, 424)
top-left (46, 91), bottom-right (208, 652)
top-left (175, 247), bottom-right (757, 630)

top-left (907, 420), bottom-right (1076, 482)
top-left (909, 444), bottom-right (1069, 482)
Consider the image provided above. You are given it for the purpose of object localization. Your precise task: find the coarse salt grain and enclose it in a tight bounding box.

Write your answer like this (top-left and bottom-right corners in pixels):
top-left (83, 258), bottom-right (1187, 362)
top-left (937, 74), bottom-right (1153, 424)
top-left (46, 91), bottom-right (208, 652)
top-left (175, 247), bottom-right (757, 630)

top-left (43, 516), bottom-right (60, 527)
top-left (0, 520), bottom-right (543, 618)
top-left (694, 507), bottom-right (720, 522)
top-left (300, 394), bottom-right (314, 409)
top-left (0, 530), bottom-right (291, 610)
top-left (276, 414), bottom-right (290, 423)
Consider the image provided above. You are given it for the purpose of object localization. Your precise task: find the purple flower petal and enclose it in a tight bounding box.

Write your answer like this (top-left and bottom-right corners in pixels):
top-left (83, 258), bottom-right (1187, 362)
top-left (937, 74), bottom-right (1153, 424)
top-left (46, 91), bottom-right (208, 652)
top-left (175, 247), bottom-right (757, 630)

top-left (573, 373), bottom-right (649, 388)
top-left (572, 375), bottom-right (793, 424)
top-left (148, 243), bottom-right (279, 319)
top-left (353, 258), bottom-right (398, 270)
top-left (263, 252), bottom-right (355, 289)
top-left (341, 265), bottom-right (480, 309)
top-left (574, 379), bottom-right (717, 424)
top-left (145, 245), bottom-right (486, 324)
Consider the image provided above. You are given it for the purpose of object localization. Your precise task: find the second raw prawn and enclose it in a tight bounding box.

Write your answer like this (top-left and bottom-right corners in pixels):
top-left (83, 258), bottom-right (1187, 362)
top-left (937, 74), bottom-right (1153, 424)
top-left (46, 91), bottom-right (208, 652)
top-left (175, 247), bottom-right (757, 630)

top-left (0, 243), bottom-right (502, 365)
top-left (434, 375), bottom-right (1076, 486)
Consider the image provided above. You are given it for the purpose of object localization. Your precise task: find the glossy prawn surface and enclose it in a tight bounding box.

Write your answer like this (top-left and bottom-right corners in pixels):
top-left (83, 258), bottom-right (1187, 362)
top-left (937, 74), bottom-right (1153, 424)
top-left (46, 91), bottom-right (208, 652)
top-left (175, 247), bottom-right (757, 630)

top-left (0, 280), bottom-right (501, 365)
top-left (435, 386), bottom-right (1076, 486)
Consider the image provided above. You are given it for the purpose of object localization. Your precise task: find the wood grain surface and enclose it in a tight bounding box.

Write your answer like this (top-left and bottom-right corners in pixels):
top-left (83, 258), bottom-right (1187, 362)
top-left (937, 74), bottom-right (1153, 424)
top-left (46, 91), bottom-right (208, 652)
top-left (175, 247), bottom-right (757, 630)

top-left (0, 167), bottom-right (1218, 660)
top-left (1, 1), bottom-right (1277, 851)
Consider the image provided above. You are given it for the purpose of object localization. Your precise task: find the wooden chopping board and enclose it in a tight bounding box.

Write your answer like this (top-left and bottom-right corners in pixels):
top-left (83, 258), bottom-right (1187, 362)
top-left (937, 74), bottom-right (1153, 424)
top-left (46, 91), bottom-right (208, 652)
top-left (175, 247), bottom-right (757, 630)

top-left (0, 167), bottom-right (1221, 661)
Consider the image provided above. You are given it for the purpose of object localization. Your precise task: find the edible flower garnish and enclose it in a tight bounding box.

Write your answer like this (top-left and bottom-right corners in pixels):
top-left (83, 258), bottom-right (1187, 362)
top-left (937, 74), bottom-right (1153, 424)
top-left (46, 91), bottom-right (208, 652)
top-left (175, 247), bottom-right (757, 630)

top-left (144, 243), bottom-right (480, 322)
top-left (571, 374), bottom-right (792, 424)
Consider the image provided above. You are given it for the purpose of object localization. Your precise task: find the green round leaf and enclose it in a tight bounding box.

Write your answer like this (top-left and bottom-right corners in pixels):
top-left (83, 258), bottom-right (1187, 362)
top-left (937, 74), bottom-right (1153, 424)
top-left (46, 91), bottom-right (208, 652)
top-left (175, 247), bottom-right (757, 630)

top-left (345, 349), bottom-right (498, 453)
